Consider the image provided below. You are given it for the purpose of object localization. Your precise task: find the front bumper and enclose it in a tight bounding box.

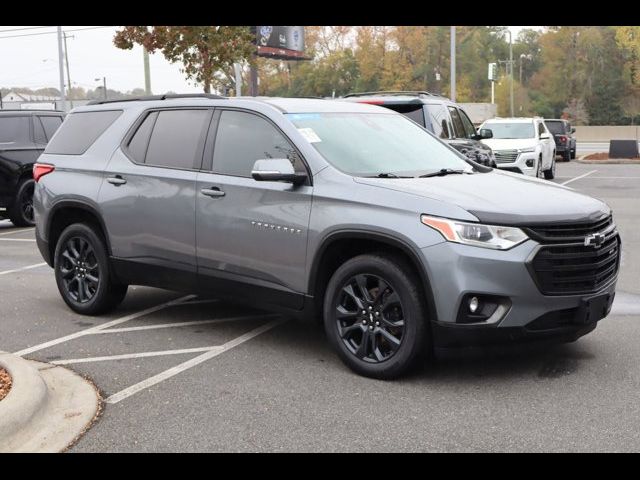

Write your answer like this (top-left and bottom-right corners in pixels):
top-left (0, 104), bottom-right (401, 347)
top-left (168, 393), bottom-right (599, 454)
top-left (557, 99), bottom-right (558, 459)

top-left (494, 151), bottom-right (538, 176)
top-left (420, 240), bottom-right (617, 348)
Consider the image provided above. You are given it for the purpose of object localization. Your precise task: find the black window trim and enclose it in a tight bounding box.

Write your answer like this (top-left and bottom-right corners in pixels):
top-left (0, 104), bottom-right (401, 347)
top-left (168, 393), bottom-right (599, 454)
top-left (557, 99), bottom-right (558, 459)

top-left (121, 106), bottom-right (214, 173)
top-left (204, 107), bottom-right (313, 186)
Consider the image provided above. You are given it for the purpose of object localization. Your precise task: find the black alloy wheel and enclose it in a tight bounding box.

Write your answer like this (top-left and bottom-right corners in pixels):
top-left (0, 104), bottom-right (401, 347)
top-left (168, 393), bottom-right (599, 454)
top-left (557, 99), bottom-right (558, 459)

top-left (59, 236), bottom-right (100, 304)
top-left (335, 273), bottom-right (405, 363)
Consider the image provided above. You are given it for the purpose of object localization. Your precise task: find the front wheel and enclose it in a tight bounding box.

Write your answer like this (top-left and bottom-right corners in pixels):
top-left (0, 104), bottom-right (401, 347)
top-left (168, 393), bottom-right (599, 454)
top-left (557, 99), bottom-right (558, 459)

top-left (323, 254), bottom-right (429, 379)
top-left (544, 155), bottom-right (556, 180)
top-left (54, 223), bottom-right (128, 315)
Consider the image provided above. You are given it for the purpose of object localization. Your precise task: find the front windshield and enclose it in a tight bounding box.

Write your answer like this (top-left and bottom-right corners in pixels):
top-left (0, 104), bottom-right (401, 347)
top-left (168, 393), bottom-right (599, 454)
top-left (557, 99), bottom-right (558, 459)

top-left (482, 122), bottom-right (534, 139)
top-left (286, 112), bottom-right (472, 177)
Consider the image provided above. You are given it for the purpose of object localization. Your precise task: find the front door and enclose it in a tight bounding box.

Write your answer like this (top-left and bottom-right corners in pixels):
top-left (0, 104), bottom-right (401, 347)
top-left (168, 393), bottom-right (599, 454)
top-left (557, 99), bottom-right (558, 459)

top-left (195, 109), bottom-right (312, 309)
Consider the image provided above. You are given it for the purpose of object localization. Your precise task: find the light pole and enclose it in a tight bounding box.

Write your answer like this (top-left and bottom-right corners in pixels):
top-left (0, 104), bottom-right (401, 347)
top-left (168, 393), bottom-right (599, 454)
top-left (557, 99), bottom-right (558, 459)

top-left (507, 30), bottom-right (513, 117)
top-left (57, 26), bottom-right (67, 112)
top-left (95, 77), bottom-right (107, 100)
top-left (450, 26), bottom-right (456, 102)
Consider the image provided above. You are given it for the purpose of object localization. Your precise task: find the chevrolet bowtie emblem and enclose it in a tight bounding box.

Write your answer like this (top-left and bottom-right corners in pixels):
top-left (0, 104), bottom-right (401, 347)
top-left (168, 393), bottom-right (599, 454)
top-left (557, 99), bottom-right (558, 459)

top-left (584, 232), bottom-right (606, 248)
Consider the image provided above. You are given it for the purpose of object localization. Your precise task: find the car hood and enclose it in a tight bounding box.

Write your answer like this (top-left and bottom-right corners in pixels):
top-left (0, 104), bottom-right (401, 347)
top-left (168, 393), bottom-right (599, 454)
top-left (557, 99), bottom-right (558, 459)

top-left (354, 170), bottom-right (610, 225)
top-left (480, 138), bottom-right (537, 151)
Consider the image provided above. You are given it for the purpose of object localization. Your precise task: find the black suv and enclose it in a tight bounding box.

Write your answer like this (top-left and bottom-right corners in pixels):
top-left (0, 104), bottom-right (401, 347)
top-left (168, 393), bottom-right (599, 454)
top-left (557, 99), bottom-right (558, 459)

top-left (343, 91), bottom-right (496, 167)
top-left (0, 110), bottom-right (64, 226)
top-left (544, 118), bottom-right (576, 162)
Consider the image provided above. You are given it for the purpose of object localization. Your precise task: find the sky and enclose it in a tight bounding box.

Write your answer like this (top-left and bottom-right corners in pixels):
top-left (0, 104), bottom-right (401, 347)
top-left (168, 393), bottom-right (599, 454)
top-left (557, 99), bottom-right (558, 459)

top-left (0, 26), bottom-right (543, 95)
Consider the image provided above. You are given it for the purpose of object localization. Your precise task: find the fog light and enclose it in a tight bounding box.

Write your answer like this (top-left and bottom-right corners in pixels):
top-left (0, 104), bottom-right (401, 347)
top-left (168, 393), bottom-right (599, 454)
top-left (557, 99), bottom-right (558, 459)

top-left (525, 159), bottom-right (534, 167)
top-left (468, 296), bottom-right (479, 313)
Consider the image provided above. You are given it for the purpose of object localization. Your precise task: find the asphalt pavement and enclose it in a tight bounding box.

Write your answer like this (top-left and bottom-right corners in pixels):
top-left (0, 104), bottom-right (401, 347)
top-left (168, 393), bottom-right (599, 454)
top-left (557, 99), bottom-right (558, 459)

top-left (1, 161), bottom-right (639, 452)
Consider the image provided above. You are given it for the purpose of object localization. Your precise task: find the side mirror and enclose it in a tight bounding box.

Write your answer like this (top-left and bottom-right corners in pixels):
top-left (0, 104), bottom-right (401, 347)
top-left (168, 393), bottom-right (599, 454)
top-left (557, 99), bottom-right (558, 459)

top-left (478, 128), bottom-right (493, 139)
top-left (540, 133), bottom-right (551, 140)
top-left (251, 158), bottom-right (307, 185)
top-left (571, 127), bottom-right (576, 134)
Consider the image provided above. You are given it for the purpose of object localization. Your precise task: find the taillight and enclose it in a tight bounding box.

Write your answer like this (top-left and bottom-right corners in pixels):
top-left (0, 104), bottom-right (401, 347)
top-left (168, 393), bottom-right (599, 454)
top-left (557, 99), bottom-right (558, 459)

top-left (558, 135), bottom-right (567, 143)
top-left (33, 163), bottom-right (55, 182)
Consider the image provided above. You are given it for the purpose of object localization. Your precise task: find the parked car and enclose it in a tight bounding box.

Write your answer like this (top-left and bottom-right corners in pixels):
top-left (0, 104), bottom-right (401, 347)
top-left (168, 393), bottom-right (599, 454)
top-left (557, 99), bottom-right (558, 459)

top-left (33, 95), bottom-right (619, 379)
top-left (544, 118), bottom-right (576, 161)
top-left (478, 117), bottom-right (556, 179)
top-left (342, 91), bottom-right (497, 167)
top-left (0, 109), bottom-right (64, 226)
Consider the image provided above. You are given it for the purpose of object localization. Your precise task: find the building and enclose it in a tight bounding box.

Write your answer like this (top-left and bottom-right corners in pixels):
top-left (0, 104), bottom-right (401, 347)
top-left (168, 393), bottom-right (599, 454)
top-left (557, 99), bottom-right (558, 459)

top-left (1, 90), bottom-right (91, 111)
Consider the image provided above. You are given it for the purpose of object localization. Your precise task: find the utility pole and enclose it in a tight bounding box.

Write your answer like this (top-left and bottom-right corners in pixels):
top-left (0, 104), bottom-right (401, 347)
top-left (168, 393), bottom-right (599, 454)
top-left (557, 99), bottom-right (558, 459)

top-left (102, 77), bottom-right (107, 99)
top-left (249, 64), bottom-right (258, 97)
top-left (509, 34), bottom-right (514, 117)
top-left (57, 26), bottom-right (67, 112)
top-left (63, 32), bottom-right (74, 109)
top-left (450, 26), bottom-right (456, 102)
top-left (143, 47), bottom-right (151, 95)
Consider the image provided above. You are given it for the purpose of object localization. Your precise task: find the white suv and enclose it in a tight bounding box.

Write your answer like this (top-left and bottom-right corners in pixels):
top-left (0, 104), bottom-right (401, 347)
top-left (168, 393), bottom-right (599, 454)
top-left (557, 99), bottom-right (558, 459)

top-left (478, 117), bottom-right (556, 179)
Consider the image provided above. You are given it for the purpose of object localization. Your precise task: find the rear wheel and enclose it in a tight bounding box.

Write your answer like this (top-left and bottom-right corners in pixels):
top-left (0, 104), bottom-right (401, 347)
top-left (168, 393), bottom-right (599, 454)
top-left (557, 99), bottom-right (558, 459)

top-left (562, 150), bottom-right (571, 162)
top-left (54, 223), bottom-right (127, 315)
top-left (9, 179), bottom-right (35, 227)
top-left (571, 148), bottom-right (576, 160)
top-left (323, 253), bottom-right (429, 379)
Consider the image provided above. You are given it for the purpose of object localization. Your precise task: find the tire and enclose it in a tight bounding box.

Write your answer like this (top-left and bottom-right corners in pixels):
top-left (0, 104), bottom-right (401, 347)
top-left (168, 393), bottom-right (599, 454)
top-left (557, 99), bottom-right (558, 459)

top-left (571, 148), bottom-right (576, 160)
top-left (535, 156), bottom-right (543, 178)
top-left (562, 150), bottom-right (571, 162)
top-left (54, 223), bottom-right (128, 315)
top-left (544, 155), bottom-right (556, 180)
top-left (8, 178), bottom-right (35, 227)
top-left (323, 253), bottom-right (429, 379)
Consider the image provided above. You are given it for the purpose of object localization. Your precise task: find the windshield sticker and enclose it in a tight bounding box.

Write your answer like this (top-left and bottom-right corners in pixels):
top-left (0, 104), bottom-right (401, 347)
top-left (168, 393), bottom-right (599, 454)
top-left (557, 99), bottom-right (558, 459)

top-left (288, 113), bottom-right (321, 121)
top-left (298, 127), bottom-right (322, 143)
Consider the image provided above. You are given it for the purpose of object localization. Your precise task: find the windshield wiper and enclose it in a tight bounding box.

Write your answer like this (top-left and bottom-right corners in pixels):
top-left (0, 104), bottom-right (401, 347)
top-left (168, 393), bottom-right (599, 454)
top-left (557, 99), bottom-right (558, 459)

top-left (419, 168), bottom-right (471, 178)
top-left (368, 172), bottom-right (414, 178)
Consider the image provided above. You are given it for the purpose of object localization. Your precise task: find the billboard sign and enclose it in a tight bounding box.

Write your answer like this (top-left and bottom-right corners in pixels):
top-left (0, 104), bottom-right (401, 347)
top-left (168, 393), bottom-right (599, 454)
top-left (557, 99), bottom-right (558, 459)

top-left (255, 26), bottom-right (307, 60)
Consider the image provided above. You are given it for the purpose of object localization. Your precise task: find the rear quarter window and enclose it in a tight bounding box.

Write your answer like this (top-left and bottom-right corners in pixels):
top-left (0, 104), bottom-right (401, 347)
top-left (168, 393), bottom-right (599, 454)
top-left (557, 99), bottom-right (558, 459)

top-left (45, 110), bottom-right (122, 155)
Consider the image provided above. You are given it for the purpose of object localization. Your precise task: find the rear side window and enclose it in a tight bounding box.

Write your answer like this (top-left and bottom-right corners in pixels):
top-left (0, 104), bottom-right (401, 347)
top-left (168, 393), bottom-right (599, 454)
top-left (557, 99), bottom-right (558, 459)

top-left (0, 116), bottom-right (30, 144)
top-left (212, 110), bottom-right (301, 177)
top-left (458, 108), bottom-right (477, 138)
top-left (126, 112), bottom-right (158, 163)
top-left (424, 104), bottom-right (452, 139)
top-left (144, 109), bottom-right (210, 169)
top-left (39, 116), bottom-right (63, 141)
top-left (45, 110), bottom-right (122, 155)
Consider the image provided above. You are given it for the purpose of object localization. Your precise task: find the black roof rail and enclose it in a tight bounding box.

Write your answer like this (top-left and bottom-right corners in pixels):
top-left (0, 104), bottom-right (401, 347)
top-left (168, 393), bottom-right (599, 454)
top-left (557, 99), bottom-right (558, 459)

top-left (343, 91), bottom-right (445, 99)
top-left (86, 93), bottom-right (226, 106)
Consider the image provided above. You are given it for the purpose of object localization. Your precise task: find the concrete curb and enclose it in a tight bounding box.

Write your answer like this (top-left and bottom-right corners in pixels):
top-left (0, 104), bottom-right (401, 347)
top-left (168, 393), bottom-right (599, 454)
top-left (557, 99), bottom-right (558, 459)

top-left (577, 154), bottom-right (640, 164)
top-left (0, 352), bottom-right (99, 452)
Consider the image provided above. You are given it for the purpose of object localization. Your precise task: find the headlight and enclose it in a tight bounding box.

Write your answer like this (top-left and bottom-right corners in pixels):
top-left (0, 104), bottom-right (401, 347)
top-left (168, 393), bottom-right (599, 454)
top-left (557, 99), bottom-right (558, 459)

top-left (421, 215), bottom-right (529, 250)
top-left (518, 147), bottom-right (535, 153)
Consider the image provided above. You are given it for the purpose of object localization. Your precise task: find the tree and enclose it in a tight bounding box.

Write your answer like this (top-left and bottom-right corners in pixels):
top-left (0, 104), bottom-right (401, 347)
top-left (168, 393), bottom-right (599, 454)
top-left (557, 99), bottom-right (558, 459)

top-left (113, 26), bottom-right (255, 93)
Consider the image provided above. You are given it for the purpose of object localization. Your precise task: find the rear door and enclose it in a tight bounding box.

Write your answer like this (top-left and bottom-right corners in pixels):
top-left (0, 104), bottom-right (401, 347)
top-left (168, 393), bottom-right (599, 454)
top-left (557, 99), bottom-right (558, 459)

top-left (195, 109), bottom-right (312, 308)
top-left (0, 116), bottom-right (39, 209)
top-left (99, 108), bottom-right (212, 287)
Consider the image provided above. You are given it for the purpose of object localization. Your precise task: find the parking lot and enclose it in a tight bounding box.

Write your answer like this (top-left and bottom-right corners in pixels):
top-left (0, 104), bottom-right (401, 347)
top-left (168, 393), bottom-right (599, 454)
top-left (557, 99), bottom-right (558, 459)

top-left (1, 161), bottom-right (640, 452)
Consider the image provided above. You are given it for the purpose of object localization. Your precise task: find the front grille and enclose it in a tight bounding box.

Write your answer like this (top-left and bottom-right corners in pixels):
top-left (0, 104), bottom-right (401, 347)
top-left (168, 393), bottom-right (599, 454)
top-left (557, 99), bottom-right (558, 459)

top-left (494, 149), bottom-right (518, 164)
top-left (526, 215), bottom-right (620, 295)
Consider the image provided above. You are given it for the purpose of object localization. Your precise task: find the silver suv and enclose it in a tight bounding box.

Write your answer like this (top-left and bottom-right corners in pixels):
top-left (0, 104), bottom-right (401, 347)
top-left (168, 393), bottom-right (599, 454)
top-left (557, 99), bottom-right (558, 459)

top-left (33, 94), bottom-right (620, 379)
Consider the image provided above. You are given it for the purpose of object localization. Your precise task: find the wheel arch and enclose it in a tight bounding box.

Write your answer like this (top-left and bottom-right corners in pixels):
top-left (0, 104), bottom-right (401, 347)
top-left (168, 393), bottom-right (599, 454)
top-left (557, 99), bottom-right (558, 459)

top-left (308, 230), bottom-right (438, 323)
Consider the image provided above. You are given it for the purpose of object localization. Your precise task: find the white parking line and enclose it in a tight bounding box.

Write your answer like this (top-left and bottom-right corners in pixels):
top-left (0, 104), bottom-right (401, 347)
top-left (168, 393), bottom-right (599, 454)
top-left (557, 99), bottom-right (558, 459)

top-left (90, 313), bottom-right (279, 334)
top-left (51, 346), bottom-right (222, 365)
top-left (561, 170), bottom-right (598, 186)
top-left (0, 262), bottom-right (47, 276)
top-left (105, 317), bottom-right (287, 404)
top-left (0, 238), bottom-right (36, 242)
top-left (0, 228), bottom-right (34, 237)
top-left (14, 294), bottom-right (196, 357)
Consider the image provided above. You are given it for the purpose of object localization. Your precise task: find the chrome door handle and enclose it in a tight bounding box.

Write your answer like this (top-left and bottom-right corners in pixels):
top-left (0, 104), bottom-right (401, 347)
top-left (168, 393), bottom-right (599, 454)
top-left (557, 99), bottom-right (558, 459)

top-left (201, 187), bottom-right (225, 198)
top-left (107, 176), bottom-right (127, 186)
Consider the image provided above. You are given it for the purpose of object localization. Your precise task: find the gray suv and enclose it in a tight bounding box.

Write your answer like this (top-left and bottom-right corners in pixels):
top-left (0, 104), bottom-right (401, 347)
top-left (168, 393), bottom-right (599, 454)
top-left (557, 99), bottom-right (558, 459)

top-left (33, 94), bottom-right (620, 379)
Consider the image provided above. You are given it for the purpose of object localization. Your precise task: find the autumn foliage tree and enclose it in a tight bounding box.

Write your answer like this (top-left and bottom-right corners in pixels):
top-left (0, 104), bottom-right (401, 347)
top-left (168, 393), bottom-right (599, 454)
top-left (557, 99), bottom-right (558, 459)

top-left (113, 26), bottom-right (255, 93)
